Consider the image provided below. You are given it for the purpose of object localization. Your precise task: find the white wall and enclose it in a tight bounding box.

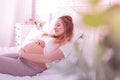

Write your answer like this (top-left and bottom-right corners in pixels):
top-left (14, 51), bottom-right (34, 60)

top-left (15, 0), bottom-right (32, 23)
top-left (0, 0), bottom-right (16, 47)
top-left (0, 0), bottom-right (32, 47)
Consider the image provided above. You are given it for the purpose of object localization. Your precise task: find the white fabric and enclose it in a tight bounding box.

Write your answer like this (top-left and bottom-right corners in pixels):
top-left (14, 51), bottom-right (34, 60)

top-left (41, 36), bottom-right (58, 54)
top-left (72, 27), bottom-right (84, 43)
top-left (0, 47), bottom-right (20, 55)
top-left (41, 36), bottom-right (59, 68)
top-left (40, 36), bottom-right (75, 68)
top-left (0, 71), bottom-right (79, 80)
top-left (59, 42), bottom-right (73, 58)
top-left (21, 26), bottom-right (44, 47)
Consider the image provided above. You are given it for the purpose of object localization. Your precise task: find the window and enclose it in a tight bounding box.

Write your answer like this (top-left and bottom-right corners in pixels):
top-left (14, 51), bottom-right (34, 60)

top-left (33, 0), bottom-right (112, 22)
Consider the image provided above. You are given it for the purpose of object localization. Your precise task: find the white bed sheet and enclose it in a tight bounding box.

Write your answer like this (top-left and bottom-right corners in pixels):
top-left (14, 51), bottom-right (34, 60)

top-left (0, 70), bottom-right (79, 80)
top-left (0, 47), bottom-right (20, 54)
top-left (0, 74), bottom-right (78, 80)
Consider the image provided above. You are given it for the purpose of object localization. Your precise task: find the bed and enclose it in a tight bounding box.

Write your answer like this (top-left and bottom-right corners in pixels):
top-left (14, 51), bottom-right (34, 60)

top-left (0, 7), bottom-right (85, 80)
top-left (0, 43), bottom-right (83, 80)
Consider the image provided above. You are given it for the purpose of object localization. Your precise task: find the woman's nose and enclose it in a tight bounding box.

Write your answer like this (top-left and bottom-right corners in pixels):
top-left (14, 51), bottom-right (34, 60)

top-left (54, 27), bottom-right (57, 30)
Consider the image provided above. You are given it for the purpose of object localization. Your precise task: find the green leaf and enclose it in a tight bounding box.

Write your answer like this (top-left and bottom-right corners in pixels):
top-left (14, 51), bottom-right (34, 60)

top-left (88, 0), bottom-right (99, 7)
top-left (74, 42), bottom-right (79, 52)
top-left (82, 13), bottom-right (106, 27)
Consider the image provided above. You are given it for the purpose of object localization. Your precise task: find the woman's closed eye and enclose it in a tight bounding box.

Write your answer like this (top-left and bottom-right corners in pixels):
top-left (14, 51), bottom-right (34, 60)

top-left (56, 24), bottom-right (60, 27)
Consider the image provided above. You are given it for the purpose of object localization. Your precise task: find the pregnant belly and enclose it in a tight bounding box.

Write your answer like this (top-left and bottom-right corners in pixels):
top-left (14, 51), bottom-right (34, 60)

top-left (20, 58), bottom-right (47, 72)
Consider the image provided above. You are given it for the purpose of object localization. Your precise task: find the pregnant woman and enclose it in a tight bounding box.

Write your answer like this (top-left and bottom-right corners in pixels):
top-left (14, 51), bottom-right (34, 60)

top-left (0, 15), bottom-right (74, 76)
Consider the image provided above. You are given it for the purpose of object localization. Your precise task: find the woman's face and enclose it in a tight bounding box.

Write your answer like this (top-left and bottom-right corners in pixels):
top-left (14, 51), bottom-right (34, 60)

top-left (54, 19), bottom-right (65, 36)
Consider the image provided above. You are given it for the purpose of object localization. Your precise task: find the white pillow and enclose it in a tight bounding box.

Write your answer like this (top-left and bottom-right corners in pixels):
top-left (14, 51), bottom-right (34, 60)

top-left (21, 26), bottom-right (44, 47)
top-left (71, 27), bottom-right (84, 43)
top-left (21, 23), bottom-right (54, 47)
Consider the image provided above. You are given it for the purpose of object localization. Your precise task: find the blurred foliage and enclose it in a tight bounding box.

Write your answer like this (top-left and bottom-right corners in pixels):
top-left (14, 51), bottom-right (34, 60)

top-left (105, 5), bottom-right (120, 49)
top-left (83, 0), bottom-right (106, 28)
top-left (79, 0), bottom-right (120, 80)
top-left (104, 5), bottom-right (120, 78)
top-left (74, 42), bottom-right (80, 52)
top-left (82, 12), bottom-right (106, 27)
top-left (88, 0), bottom-right (100, 7)
top-left (54, 0), bottom-right (120, 80)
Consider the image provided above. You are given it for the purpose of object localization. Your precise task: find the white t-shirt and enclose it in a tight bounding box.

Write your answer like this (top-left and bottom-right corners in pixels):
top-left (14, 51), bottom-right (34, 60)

top-left (41, 36), bottom-right (73, 68)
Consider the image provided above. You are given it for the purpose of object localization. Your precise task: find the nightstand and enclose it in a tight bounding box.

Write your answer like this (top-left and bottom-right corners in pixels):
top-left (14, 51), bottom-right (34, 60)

top-left (15, 23), bottom-right (34, 46)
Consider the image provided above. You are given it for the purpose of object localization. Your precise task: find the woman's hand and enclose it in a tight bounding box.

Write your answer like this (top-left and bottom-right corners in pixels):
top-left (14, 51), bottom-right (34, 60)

top-left (19, 48), bottom-right (46, 63)
top-left (35, 40), bottom-right (45, 48)
top-left (19, 48), bottom-right (26, 58)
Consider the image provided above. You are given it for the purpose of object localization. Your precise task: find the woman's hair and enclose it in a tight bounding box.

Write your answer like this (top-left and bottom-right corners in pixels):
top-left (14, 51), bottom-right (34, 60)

top-left (52, 15), bottom-right (74, 45)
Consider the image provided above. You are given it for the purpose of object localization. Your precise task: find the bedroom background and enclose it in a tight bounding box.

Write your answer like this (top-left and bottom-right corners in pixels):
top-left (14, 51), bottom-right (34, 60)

top-left (0, 0), bottom-right (117, 47)
top-left (0, 0), bottom-right (118, 66)
top-left (0, 0), bottom-right (120, 80)
top-left (0, 0), bottom-right (119, 70)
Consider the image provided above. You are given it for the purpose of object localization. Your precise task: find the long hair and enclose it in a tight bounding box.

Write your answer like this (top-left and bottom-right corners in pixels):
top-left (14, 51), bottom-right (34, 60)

top-left (52, 15), bottom-right (74, 45)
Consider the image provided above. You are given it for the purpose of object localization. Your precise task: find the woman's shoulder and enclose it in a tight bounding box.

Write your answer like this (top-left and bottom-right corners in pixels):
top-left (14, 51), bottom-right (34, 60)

top-left (41, 35), bottom-right (54, 43)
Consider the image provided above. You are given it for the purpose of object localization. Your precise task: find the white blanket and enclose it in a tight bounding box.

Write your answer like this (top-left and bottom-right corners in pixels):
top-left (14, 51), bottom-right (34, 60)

top-left (0, 68), bottom-right (80, 80)
top-left (0, 74), bottom-right (78, 80)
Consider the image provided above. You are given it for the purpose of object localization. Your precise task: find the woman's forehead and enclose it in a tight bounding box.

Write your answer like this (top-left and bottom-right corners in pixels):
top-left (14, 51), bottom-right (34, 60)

top-left (57, 19), bottom-right (62, 22)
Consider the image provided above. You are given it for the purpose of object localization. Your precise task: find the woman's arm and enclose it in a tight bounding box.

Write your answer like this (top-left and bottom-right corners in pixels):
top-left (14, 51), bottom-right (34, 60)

top-left (19, 48), bottom-right (64, 63)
